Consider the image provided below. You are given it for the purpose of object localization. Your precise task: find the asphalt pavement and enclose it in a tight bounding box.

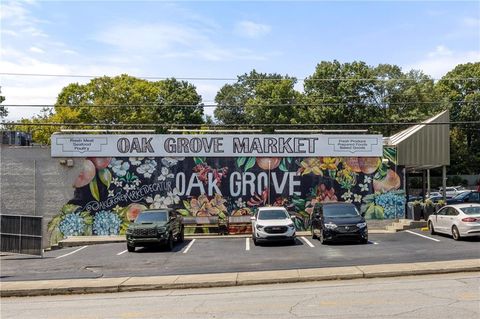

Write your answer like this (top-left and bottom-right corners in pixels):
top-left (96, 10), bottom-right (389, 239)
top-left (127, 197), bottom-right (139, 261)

top-left (1, 230), bottom-right (479, 282)
top-left (2, 272), bottom-right (479, 319)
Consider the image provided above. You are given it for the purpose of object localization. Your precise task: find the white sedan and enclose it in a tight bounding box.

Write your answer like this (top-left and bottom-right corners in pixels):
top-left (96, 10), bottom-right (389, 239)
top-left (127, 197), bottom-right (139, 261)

top-left (251, 207), bottom-right (296, 245)
top-left (427, 203), bottom-right (480, 240)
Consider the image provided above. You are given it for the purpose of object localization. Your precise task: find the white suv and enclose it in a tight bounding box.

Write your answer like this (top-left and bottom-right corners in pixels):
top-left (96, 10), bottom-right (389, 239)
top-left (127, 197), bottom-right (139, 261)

top-left (251, 207), bottom-right (296, 245)
top-left (439, 186), bottom-right (468, 198)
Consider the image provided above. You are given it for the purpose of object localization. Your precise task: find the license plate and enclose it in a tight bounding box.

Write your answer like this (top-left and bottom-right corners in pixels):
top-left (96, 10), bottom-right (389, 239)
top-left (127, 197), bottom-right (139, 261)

top-left (272, 227), bottom-right (281, 230)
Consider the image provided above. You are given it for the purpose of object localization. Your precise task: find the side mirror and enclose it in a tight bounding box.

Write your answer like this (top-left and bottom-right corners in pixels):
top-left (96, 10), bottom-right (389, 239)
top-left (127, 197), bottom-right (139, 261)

top-left (290, 215), bottom-right (296, 220)
top-left (361, 212), bottom-right (366, 217)
top-left (250, 216), bottom-right (256, 221)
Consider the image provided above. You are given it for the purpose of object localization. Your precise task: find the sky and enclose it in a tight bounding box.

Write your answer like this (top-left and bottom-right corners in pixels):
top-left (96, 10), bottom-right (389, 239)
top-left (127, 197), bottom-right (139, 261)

top-left (1, 0), bottom-right (479, 121)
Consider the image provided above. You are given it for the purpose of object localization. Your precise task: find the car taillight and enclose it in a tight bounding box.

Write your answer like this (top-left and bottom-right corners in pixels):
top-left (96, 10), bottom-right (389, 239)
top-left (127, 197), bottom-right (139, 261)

top-left (461, 217), bottom-right (478, 222)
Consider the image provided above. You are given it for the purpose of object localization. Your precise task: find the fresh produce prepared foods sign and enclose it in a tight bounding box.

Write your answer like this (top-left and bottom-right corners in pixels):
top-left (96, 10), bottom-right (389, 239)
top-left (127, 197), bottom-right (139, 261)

top-left (51, 134), bottom-right (383, 157)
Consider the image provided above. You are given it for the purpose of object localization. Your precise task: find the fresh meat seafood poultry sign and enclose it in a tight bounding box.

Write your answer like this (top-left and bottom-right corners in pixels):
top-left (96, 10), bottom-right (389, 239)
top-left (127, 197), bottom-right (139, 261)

top-left (51, 134), bottom-right (383, 157)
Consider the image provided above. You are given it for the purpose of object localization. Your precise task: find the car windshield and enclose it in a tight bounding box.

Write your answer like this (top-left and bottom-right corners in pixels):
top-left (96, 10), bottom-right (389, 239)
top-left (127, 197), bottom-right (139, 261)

top-left (453, 192), bottom-right (470, 199)
top-left (135, 211), bottom-right (168, 223)
top-left (258, 210), bottom-right (289, 220)
top-left (460, 207), bottom-right (480, 215)
top-left (323, 205), bottom-right (360, 218)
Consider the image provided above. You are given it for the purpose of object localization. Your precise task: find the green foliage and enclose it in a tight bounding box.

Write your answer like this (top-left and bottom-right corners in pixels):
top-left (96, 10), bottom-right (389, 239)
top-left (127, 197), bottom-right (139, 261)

top-left (214, 70), bottom-right (301, 125)
top-left (0, 86), bottom-right (7, 118)
top-left (12, 75), bottom-right (204, 144)
top-left (436, 63), bottom-right (480, 174)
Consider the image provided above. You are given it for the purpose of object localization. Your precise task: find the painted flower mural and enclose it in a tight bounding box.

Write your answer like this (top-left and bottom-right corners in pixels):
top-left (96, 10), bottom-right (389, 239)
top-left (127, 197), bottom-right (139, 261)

top-left (48, 149), bottom-right (405, 243)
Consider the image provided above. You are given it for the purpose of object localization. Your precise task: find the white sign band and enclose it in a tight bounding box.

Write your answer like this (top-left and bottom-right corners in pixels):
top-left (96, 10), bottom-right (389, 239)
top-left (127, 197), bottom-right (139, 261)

top-left (51, 134), bottom-right (383, 157)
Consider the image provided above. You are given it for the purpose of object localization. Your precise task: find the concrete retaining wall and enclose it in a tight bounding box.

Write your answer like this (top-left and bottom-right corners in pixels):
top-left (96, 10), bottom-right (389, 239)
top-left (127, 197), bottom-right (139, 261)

top-left (0, 145), bottom-right (82, 248)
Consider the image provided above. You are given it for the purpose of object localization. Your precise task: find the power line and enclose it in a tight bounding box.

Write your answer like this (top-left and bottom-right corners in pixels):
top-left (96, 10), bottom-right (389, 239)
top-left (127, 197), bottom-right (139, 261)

top-left (2, 100), bottom-right (476, 108)
top-left (1, 72), bottom-right (478, 82)
top-left (2, 121), bottom-right (479, 128)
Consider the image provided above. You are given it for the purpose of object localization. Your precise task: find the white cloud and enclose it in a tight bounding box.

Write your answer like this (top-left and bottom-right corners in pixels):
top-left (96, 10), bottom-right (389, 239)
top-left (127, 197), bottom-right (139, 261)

top-left (406, 45), bottom-right (480, 79)
top-left (234, 21), bottom-right (271, 39)
top-left (94, 22), bottom-right (272, 62)
top-left (463, 17), bottom-right (480, 28)
top-left (29, 46), bottom-right (45, 54)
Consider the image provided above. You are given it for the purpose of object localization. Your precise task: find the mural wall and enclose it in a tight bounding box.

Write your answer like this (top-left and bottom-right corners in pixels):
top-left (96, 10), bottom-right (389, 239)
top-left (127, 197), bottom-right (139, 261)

top-left (48, 153), bottom-right (405, 244)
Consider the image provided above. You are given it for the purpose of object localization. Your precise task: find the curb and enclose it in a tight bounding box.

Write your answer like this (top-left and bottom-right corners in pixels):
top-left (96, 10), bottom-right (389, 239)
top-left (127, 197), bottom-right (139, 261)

top-left (1, 259), bottom-right (479, 297)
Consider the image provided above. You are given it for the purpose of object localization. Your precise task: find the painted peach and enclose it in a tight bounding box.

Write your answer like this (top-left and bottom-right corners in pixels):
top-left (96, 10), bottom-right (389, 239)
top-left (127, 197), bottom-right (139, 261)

top-left (373, 169), bottom-right (401, 192)
top-left (126, 203), bottom-right (148, 222)
top-left (344, 157), bottom-right (362, 173)
top-left (88, 157), bottom-right (111, 170)
top-left (358, 157), bottom-right (381, 174)
top-left (256, 157), bottom-right (281, 170)
top-left (73, 160), bottom-right (96, 188)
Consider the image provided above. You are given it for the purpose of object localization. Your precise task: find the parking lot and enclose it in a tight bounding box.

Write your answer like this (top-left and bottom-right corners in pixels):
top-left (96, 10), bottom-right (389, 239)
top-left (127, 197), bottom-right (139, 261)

top-left (1, 231), bottom-right (479, 282)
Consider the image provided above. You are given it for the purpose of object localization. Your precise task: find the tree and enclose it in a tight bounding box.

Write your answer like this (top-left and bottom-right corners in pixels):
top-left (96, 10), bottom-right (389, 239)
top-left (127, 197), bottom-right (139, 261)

top-left (20, 75), bottom-right (205, 144)
top-left (55, 74), bottom-right (204, 126)
top-left (302, 60), bottom-right (440, 135)
top-left (0, 86), bottom-right (8, 119)
top-left (214, 70), bottom-right (302, 125)
top-left (435, 62), bottom-right (480, 174)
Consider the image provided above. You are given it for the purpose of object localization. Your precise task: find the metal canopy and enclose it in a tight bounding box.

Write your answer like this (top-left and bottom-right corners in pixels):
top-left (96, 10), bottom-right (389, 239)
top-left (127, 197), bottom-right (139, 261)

top-left (384, 110), bottom-right (450, 171)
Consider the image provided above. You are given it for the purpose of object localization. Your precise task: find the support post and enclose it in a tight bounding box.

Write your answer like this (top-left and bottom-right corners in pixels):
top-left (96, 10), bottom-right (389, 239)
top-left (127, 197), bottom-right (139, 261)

top-left (427, 169), bottom-right (431, 197)
top-left (442, 166), bottom-right (447, 200)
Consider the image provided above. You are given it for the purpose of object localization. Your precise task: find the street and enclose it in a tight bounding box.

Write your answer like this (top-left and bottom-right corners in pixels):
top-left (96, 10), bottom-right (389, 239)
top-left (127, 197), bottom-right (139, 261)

top-left (1, 272), bottom-right (479, 319)
top-left (1, 231), bottom-right (479, 282)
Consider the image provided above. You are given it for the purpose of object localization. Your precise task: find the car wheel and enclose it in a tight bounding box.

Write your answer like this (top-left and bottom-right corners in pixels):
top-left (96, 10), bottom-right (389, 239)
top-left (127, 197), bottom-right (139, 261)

top-left (252, 232), bottom-right (258, 246)
top-left (452, 226), bottom-right (461, 241)
top-left (127, 244), bottom-right (135, 252)
top-left (178, 227), bottom-right (185, 243)
top-left (428, 221), bottom-right (436, 235)
top-left (166, 233), bottom-right (174, 251)
top-left (290, 238), bottom-right (296, 245)
top-left (360, 235), bottom-right (368, 244)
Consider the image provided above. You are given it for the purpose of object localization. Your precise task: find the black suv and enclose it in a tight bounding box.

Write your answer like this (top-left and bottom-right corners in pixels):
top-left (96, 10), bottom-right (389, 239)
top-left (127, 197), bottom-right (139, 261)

top-left (311, 202), bottom-right (368, 244)
top-left (126, 209), bottom-right (184, 252)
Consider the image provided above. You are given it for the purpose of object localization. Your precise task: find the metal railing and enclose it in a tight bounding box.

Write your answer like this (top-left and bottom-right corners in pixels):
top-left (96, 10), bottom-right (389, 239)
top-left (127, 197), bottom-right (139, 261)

top-left (0, 214), bottom-right (43, 256)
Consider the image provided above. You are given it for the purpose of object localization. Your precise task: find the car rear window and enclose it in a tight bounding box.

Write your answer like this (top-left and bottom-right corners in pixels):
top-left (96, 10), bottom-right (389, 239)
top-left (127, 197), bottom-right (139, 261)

top-left (460, 207), bottom-right (480, 215)
top-left (258, 210), bottom-right (289, 220)
top-left (323, 205), bottom-right (360, 218)
top-left (135, 211), bottom-right (168, 223)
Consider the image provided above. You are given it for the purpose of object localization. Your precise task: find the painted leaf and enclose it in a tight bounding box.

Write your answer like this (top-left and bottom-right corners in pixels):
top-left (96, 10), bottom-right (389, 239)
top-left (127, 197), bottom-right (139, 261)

top-left (183, 200), bottom-right (191, 210)
top-left (194, 157), bottom-right (204, 165)
top-left (61, 204), bottom-right (80, 215)
top-left (279, 159), bottom-right (288, 172)
top-left (374, 205), bottom-right (384, 219)
top-left (236, 157), bottom-right (247, 167)
top-left (177, 209), bottom-right (190, 216)
top-left (244, 157), bottom-right (256, 171)
top-left (365, 204), bottom-right (376, 219)
top-left (383, 147), bottom-right (397, 164)
top-left (287, 157), bottom-right (292, 164)
top-left (89, 178), bottom-right (100, 201)
top-left (98, 168), bottom-right (112, 189)
top-left (47, 215), bottom-right (63, 232)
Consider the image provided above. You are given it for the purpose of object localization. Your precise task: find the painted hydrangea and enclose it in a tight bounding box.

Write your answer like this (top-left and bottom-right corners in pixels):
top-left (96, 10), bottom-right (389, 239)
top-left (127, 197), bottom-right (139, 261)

top-left (59, 213), bottom-right (86, 236)
top-left (375, 192), bottom-right (406, 219)
top-left (109, 158), bottom-right (130, 177)
top-left (92, 210), bottom-right (121, 235)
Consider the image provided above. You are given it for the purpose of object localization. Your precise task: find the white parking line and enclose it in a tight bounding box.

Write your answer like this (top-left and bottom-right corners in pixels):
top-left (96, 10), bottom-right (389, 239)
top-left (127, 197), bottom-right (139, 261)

top-left (55, 246), bottom-right (87, 259)
top-left (300, 236), bottom-right (315, 248)
top-left (246, 238), bottom-right (250, 251)
top-left (182, 239), bottom-right (196, 254)
top-left (405, 230), bottom-right (440, 242)
top-left (117, 249), bottom-right (128, 256)
top-left (372, 241), bottom-right (379, 245)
